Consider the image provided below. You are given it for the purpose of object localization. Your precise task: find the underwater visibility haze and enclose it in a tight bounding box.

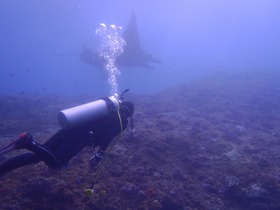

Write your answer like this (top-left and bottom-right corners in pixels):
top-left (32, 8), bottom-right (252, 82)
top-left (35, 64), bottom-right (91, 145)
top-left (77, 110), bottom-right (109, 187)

top-left (1, 0), bottom-right (280, 209)
top-left (0, 0), bottom-right (279, 96)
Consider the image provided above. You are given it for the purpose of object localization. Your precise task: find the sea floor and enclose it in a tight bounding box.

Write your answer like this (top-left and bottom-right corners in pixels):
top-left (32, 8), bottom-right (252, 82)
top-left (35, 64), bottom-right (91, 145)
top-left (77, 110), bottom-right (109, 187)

top-left (0, 70), bottom-right (280, 210)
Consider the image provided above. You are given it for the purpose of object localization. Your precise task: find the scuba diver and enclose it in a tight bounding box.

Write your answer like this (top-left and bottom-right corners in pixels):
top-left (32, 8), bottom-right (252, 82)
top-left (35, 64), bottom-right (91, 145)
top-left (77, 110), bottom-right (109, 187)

top-left (0, 90), bottom-right (134, 175)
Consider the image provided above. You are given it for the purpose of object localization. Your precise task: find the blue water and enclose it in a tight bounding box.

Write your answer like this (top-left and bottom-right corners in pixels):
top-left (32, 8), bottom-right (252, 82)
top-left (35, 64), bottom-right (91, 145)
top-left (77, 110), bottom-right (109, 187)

top-left (1, 2), bottom-right (280, 209)
top-left (0, 0), bottom-right (280, 97)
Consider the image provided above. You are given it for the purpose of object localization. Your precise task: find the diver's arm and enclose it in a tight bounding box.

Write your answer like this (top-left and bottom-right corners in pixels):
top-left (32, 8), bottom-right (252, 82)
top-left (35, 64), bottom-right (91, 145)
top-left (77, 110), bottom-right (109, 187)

top-left (88, 109), bottom-right (128, 167)
top-left (99, 137), bottom-right (111, 151)
top-left (89, 149), bottom-right (105, 167)
top-left (88, 136), bottom-right (112, 167)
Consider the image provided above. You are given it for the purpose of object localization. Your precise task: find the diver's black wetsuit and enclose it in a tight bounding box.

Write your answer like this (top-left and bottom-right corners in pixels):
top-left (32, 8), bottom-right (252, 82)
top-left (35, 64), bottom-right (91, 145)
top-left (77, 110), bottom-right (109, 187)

top-left (0, 110), bottom-right (128, 174)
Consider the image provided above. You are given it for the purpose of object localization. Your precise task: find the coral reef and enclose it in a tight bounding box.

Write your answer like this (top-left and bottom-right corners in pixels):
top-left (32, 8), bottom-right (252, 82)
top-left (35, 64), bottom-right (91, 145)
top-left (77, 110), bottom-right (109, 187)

top-left (0, 70), bottom-right (280, 209)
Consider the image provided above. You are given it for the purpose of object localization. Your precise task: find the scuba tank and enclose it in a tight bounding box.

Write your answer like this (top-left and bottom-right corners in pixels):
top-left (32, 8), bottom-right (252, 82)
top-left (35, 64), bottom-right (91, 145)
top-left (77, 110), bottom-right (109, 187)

top-left (58, 95), bottom-right (119, 129)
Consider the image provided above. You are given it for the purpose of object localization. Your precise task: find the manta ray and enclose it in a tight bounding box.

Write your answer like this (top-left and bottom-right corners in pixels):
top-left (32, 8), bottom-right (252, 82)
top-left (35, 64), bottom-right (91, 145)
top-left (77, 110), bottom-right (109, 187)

top-left (80, 11), bottom-right (162, 69)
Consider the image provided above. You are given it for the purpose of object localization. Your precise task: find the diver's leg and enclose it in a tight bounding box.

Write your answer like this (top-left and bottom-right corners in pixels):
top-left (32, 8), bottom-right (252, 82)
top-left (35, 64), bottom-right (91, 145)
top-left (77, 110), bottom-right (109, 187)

top-left (0, 133), bottom-right (60, 169)
top-left (0, 153), bottom-right (40, 174)
top-left (44, 128), bottom-right (91, 164)
top-left (43, 129), bottom-right (66, 150)
top-left (52, 128), bottom-right (91, 164)
top-left (28, 141), bottom-right (60, 168)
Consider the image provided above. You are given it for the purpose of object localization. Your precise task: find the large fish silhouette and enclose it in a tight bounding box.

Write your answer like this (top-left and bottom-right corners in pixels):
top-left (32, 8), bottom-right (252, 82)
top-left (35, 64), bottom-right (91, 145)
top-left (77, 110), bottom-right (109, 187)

top-left (80, 11), bottom-right (162, 69)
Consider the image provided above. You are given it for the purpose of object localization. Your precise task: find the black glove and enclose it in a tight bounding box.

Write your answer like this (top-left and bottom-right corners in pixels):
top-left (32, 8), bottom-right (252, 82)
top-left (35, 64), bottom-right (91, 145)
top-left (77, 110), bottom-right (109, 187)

top-left (89, 150), bottom-right (104, 167)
